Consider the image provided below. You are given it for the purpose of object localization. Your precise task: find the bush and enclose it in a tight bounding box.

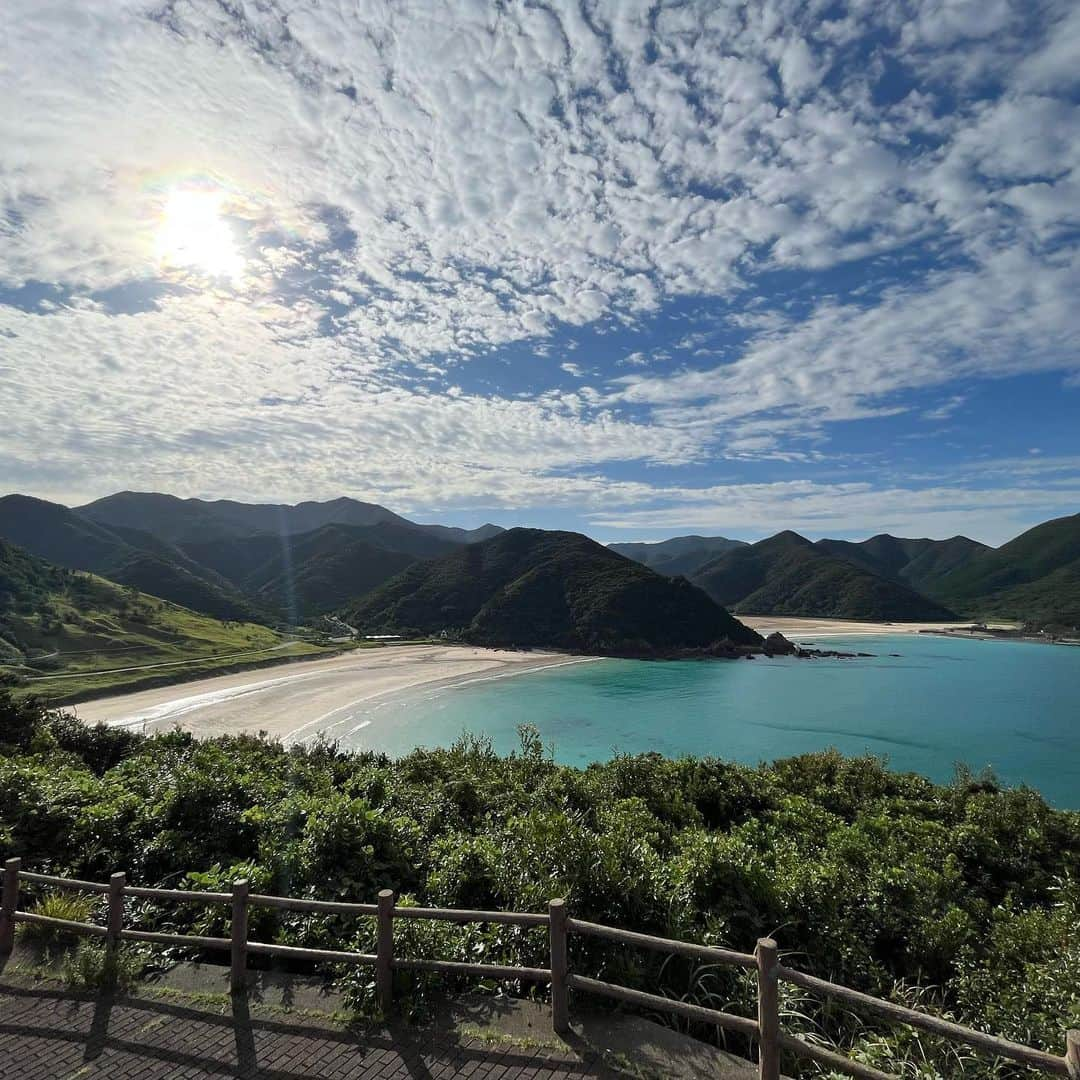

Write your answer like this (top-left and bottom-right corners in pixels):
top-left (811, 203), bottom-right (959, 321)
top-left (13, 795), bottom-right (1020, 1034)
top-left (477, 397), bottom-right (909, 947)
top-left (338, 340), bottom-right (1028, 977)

top-left (0, 706), bottom-right (1077, 1077)
top-left (17, 891), bottom-right (96, 948)
top-left (63, 940), bottom-right (145, 992)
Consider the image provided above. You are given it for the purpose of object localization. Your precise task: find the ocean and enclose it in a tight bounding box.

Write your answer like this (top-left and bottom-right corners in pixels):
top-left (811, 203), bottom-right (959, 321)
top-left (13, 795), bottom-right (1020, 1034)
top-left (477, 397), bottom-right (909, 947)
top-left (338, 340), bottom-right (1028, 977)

top-left (336, 633), bottom-right (1080, 809)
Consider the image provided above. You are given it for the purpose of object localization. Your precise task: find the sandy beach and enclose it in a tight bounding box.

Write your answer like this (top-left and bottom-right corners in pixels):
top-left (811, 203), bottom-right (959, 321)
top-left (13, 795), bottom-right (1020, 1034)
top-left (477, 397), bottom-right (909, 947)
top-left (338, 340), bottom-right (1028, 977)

top-left (70, 618), bottom-right (1010, 744)
top-left (739, 616), bottom-right (997, 638)
top-left (74, 645), bottom-right (592, 742)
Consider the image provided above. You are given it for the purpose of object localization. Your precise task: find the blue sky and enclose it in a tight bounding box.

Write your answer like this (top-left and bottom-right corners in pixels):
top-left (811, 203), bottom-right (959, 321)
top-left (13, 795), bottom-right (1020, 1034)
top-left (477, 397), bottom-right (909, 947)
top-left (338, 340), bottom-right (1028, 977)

top-left (1, 0), bottom-right (1078, 546)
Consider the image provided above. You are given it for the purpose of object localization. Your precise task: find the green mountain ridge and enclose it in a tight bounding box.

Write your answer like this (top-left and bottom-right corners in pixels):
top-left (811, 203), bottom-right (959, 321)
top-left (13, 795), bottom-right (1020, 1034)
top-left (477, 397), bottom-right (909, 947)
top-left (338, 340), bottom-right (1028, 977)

top-left (929, 513), bottom-right (1080, 629)
top-left (79, 490), bottom-right (503, 547)
top-left (608, 535), bottom-right (747, 578)
top-left (691, 531), bottom-right (960, 621)
top-left (0, 495), bottom-right (260, 623)
top-left (347, 527), bottom-right (762, 654)
top-left (0, 494), bottom-right (497, 626)
top-left (814, 534), bottom-right (990, 596)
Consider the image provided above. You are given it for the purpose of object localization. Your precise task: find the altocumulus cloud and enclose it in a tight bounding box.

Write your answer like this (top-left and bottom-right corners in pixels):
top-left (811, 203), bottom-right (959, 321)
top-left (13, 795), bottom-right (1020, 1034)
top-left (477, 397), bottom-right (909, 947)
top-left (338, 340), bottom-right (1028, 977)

top-left (0, 0), bottom-right (1078, 542)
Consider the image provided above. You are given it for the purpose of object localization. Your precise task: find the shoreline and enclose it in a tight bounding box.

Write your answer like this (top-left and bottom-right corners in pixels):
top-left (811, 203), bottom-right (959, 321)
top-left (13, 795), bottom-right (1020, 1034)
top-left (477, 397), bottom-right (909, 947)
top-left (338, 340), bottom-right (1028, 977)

top-left (73, 644), bottom-right (593, 741)
top-left (738, 616), bottom-right (1017, 639)
top-left (66, 617), bottom-right (1037, 745)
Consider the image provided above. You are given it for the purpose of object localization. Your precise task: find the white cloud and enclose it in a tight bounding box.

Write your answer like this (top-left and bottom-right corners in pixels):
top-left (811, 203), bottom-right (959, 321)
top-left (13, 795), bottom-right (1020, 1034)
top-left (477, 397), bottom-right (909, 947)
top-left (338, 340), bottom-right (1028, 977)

top-left (0, 0), bottom-right (1078, 530)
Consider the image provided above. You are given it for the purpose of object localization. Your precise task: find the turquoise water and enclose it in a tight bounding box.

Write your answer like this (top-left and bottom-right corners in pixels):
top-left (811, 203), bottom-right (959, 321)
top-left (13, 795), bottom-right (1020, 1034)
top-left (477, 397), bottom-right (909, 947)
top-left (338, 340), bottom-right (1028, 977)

top-left (338, 635), bottom-right (1080, 808)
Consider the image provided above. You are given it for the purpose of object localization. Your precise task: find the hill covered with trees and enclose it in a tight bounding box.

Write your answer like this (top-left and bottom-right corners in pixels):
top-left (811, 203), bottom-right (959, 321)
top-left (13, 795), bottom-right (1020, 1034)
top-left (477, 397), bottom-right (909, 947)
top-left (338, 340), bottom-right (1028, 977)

top-left (690, 532), bottom-right (960, 621)
top-left (0, 539), bottom-right (287, 698)
top-left (608, 535), bottom-right (747, 578)
top-left (348, 528), bottom-right (762, 654)
top-left (0, 494), bottom-right (495, 625)
top-left (927, 513), bottom-right (1080, 631)
top-left (0, 495), bottom-right (262, 623)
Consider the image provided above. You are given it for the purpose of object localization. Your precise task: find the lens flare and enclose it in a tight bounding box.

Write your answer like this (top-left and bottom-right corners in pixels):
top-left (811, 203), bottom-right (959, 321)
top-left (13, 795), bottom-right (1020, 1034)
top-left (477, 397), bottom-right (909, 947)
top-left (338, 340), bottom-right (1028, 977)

top-left (156, 187), bottom-right (245, 280)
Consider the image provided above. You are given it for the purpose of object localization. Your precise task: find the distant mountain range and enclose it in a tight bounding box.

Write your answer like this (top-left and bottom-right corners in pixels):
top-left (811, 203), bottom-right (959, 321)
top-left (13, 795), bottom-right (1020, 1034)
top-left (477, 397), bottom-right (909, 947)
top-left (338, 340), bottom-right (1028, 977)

top-left (612, 515), bottom-right (1080, 630)
top-left (347, 528), bottom-right (762, 654)
top-left (0, 490), bottom-right (1076, 637)
top-left (78, 491), bottom-right (503, 546)
top-left (0, 492), bottom-right (502, 624)
top-left (608, 535), bottom-right (748, 577)
top-left (688, 532), bottom-right (959, 621)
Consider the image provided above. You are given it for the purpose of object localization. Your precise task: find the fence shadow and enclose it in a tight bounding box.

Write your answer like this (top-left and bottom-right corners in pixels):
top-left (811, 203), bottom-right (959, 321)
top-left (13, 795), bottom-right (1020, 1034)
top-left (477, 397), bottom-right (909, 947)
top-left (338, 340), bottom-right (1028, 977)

top-left (0, 979), bottom-right (609, 1079)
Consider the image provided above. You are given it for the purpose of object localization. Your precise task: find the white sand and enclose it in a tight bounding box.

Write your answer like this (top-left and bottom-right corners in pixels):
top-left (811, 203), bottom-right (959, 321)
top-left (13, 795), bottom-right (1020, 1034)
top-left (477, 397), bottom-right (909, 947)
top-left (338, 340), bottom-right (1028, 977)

top-left (738, 616), bottom-right (998, 638)
top-left (73, 645), bottom-right (592, 741)
top-left (70, 618), bottom-right (1013, 742)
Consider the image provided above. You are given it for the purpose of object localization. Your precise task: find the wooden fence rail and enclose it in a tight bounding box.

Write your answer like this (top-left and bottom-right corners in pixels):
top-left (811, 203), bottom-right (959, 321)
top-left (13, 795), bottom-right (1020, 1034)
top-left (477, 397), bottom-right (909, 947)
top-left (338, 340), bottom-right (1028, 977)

top-left (1, 857), bottom-right (1077, 1080)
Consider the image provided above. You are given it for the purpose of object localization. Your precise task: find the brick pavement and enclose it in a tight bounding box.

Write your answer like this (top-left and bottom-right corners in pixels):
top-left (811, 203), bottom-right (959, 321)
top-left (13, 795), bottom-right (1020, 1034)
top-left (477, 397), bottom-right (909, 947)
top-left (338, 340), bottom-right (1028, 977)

top-left (0, 979), bottom-right (618, 1080)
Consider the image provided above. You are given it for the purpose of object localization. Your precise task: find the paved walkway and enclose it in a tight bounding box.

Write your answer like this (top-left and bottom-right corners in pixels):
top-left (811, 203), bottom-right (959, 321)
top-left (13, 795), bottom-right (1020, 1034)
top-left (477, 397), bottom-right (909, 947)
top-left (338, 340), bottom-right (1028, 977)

top-left (0, 980), bottom-right (616, 1080)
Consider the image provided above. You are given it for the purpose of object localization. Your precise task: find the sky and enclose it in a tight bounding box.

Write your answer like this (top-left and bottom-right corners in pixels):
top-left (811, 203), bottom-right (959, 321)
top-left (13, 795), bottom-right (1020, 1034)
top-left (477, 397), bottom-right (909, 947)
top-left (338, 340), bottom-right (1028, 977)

top-left (1, 0), bottom-right (1078, 546)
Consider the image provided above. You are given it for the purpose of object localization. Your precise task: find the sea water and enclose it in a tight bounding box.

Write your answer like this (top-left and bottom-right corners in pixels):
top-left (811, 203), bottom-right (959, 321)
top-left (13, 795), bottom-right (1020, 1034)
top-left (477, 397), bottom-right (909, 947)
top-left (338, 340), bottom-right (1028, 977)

top-left (336, 634), bottom-right (1080, 808)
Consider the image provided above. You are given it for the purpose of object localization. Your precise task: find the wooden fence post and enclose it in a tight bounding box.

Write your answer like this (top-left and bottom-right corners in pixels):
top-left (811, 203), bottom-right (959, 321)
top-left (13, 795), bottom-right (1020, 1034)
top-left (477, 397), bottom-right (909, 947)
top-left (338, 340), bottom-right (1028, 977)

top-left (1066, 1030), bottom-right (1080, 1080)
top-left (376, 889), bottom-right (395, 1015)
top-left (549, 898), bottom-right (570, 1035)
top-left (107, 872), bottom-right (125, 951)
top-left (756, 937), bottom-right (780, 1080)
top-left (231, 879), bottom-right (249, 994)
top-left (0, 858), bottom-right (20, 954)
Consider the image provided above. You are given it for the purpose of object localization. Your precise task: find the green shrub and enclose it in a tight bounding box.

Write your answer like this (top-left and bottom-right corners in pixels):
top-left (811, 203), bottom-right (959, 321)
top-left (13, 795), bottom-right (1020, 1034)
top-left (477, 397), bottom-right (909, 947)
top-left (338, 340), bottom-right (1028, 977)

top-left (1, 700), bottom-right (1078, 1078)
top-left (17, 891), bottom-right (96, 947)
top-left (62, 940), bottom-right (144, 992)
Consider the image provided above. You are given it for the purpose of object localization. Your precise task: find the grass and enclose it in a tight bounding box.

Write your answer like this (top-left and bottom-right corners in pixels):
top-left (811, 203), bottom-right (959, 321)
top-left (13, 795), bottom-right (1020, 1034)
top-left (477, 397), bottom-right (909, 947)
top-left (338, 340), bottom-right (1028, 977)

top-left (17, 892), bottom-right (97, 947)
top-left (20, 639), bottom-right (336, 704)
top-left (62, 940), bottom-right (146, 992)
top-left (2, 568), bottom-right (349, 702)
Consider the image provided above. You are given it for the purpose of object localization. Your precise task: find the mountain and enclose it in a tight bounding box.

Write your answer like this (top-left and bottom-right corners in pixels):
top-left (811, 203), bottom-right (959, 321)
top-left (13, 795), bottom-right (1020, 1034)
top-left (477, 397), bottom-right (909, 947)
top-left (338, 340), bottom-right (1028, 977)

top-left (0, 495), bottom-right (260, 622)
top-left (609, 535), bottom-right (748, 578)
top-left (77, 491), bottom-right (408, 543)
top-left (3, 492), bottom-right (504, 624)
top-left (0, 538), bottom-right (279, 672)
top-left (691, 531), bottom-right (959, 621)
top-left (241, 525), bottom-right (426, 618)
top-left (346, 528), bottom-right (762, 654)
top-left (927, 513), bottom-right (1080, 629)
top-left (78, 491), bottom-right (504, 549)
top-left (815, 534), bottom-right (989, 595)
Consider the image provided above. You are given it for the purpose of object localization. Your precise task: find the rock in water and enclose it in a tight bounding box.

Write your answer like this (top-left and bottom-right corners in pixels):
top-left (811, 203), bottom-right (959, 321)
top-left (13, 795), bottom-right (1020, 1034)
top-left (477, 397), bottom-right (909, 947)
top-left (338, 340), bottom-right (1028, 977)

top-left (763, 631), bottom-right (797, 656)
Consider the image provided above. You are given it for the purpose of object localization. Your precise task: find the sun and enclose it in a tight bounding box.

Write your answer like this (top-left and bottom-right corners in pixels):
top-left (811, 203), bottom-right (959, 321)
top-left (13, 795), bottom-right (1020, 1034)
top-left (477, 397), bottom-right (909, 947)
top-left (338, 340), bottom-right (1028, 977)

top-left (156, 187), bottom-right (245, 280)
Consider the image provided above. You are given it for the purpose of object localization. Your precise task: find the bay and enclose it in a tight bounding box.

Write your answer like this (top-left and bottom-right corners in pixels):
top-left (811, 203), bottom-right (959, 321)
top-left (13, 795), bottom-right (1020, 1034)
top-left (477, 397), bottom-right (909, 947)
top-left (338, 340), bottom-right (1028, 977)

top-left (337, 634), bottom-right (1080, 809)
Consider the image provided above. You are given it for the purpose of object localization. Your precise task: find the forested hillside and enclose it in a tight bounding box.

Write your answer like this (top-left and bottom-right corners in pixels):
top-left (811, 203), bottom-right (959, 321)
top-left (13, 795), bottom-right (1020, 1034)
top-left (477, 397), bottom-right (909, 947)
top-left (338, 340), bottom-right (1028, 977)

top-left (0, 496), bottom-right (260, 622)
top-left (928, 513), bottom-right (1080, 629)
top-left (609, 535), bottom-right (747, 578)
top-left (349, 528), bottom-right (762, 653)
top-left (815, 534), bottom-right (989, 595)
top-left (0, 539), bottom-right (285, 697)
top-left (0, 493), bottom-right (495, 625)
top-left (691, 532), bottom-right (959, 621)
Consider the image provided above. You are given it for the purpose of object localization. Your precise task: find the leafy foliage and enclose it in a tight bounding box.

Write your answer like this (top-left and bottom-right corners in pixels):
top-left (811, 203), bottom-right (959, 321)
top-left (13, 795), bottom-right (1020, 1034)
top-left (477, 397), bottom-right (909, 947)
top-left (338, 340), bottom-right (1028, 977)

top-left (1, 693), bottom-right (1076, 1076)
top-left (62, 940), bottom-right (147, 993)
top-left (17, 891), bottom-right (96, 947)
top-left (347, 528), bottom-right (762, 653)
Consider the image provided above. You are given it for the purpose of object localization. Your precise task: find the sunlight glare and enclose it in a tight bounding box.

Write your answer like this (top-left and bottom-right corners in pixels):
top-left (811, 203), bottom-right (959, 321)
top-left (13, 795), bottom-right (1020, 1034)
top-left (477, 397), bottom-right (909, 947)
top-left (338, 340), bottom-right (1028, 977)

top-left (157, 188), bottom-right (245, 280)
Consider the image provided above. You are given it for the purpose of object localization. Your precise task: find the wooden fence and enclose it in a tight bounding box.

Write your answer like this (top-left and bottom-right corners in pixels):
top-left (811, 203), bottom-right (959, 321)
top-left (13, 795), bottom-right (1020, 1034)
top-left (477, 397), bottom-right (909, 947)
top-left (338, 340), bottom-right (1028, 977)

top-left (1, 857), bottom-right (1077, 1080)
